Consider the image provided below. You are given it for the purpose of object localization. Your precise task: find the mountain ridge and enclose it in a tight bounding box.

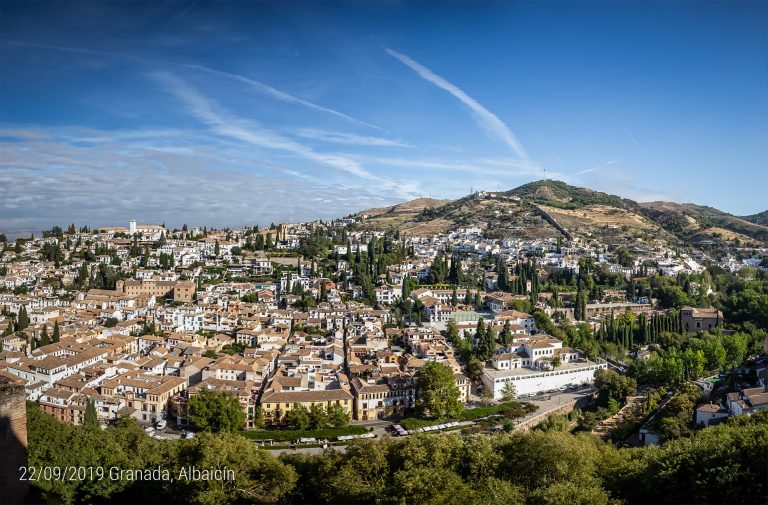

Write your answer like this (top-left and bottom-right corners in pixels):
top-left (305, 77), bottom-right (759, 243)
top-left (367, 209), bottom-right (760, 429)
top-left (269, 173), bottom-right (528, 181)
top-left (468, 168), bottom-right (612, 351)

top-left (349, 179), bottom-right (768, 247)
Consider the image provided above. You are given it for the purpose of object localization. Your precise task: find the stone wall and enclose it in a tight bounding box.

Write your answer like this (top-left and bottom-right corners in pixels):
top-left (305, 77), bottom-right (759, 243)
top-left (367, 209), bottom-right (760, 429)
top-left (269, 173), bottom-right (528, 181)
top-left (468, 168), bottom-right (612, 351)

top-left (515, 395), bottom-right (592, 432)
top-left (0, 375), bottom-right (28, 504)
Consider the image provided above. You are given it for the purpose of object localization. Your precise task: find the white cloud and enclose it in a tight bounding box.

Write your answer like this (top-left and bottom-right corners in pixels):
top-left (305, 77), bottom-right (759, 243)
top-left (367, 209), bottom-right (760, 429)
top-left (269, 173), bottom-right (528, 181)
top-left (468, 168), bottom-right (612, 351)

top-left (154, 72), bottom-right (422, 200)
top-left (294, 128), bottom-right (410, 147)
top-left (154, 72), bottom-right (374, 179)
top-left (0, 125), bottom-right (404, 235)
top-left (385, 47), bottom-right (528, 159)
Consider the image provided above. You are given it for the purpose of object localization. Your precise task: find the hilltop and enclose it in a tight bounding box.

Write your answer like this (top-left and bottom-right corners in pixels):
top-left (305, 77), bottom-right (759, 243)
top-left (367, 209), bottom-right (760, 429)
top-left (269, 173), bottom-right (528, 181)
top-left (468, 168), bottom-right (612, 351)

top-left (743, 210), bottom-right (768, 227)
top-left (640, 201), bottom-right (768, 245)
top-left (348, 179), bottom-right (768, 247)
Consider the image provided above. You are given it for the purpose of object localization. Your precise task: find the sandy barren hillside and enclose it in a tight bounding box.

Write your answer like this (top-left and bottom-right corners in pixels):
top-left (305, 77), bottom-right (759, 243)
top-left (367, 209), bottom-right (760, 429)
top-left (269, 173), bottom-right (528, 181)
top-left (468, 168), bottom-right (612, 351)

top-left (351, 198), bottom-right (451, 231)
top-left (538, 204), bottom-right (658, 232)
top-left (640, 201), bottom-right (768, 245)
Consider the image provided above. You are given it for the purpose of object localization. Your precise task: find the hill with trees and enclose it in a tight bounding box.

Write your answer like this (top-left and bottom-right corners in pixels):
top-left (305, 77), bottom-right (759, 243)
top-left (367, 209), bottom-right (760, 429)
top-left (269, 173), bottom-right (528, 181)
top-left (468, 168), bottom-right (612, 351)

top-left (348, 179), bottom-right (768, 247)
top-left (640, 201), bottom-right (768, 245)
top-left (742, 209), bottom-right (768, 226)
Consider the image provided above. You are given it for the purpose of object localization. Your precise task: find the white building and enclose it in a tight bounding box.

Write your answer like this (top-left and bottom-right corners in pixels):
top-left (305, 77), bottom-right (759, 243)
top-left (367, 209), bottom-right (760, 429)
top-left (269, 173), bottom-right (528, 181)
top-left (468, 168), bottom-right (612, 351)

top-left (480, 335), bottom-right (606, 399)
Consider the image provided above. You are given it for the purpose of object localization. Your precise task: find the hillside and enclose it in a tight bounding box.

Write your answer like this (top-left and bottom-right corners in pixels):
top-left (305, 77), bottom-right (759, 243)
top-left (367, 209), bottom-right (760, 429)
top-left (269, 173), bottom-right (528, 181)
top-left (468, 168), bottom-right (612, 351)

top-left (506, 179), bottom-right (638, 210)
top-left (743, 210), bottom-right (768, 226)
top-left (349, 198), bottom-right (451, 233)
top-left (350, 180), bottom-right (669, 244)
top-left (640, 201), bottom-right (768, 245)
top-left (348, 179), bottom-right (767, 248)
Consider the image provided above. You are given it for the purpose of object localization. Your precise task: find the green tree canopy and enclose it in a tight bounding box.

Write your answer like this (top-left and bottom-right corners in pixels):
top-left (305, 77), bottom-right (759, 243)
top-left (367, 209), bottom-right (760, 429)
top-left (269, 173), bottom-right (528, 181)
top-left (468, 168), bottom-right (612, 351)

top-left (188, 389), bottom-right (245, 433)
top-left (418, 361), bottom-right (463, 420)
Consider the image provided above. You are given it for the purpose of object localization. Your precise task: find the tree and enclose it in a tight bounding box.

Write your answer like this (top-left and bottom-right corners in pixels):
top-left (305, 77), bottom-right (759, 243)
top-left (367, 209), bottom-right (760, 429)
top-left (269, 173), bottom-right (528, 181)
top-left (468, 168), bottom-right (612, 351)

top-left (309, 403), bottom-right (327, 429)
top-left (84, 399), bottom-right (98, 428)
top-left (500, 381), bottom-right (517, 401)
top-left (574, 285), bottom-right (584, 321)
top-left (480, 388), bottom-right (495, 406)
top-left (498, 320), bottom-right (513, 347)
top-left (326, 403), bottom-right (350, 428)
top-left (476, 324), bottom-right (496, 361)
top-left (549, 355), bottom-right (561, 370)
top-left (616, 247), bottom-right (635, 268)
top-left (428, 254), bottom-right (448, 284)
top-left (449, 255), bottom-right (462, 285)
top-left (402, 279), bottom-right (411, 299)
top-left (468, 357), bottom-right (485, 381)
top-left (594, 369), bottom-right (637, 407)
top-left (497, 257), bottom-right (510, 292)
top-left (16, 305), bottom-right (30, 331)
top-left (286, 404), bottom-right (311, 430)
top-left (188, 389), bottom-right (246, 433)
top-left (253, 406), bottom-right (266, 429)
top-left (39, 326), bottom-right (51, 347)
top-left (417, 361), bottom-right (462, 420)
top-left (698, 334), bottom-right (727, 371)
top-left (52, 320), bottom-right (60, 343)
top-left (446, 319), bottom-right (460, 343)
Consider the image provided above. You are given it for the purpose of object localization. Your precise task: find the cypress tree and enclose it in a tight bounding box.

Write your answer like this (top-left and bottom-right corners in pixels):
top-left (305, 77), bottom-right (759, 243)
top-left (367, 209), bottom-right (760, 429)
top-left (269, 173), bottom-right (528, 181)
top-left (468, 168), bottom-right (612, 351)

top-left (40, 326), bottom-right (51, 347)
top-left (402, 279), bottom-right (411, 299)
top-left (84, 399), bottom-right (98, 428)
top-left (16, 306), bottom-right (30, 331)
top-left (574, 285), bottom-right (583, 321)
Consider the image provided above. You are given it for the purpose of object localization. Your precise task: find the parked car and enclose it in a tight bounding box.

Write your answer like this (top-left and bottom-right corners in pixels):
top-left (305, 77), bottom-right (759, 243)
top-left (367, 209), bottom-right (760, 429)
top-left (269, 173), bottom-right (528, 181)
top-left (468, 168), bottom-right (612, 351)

top-left (155, 420), bottom-right (167, 430)
top-left (144, 426), bottom-right (155, 433)
top-left (184, 431), bottom-right (195, 439)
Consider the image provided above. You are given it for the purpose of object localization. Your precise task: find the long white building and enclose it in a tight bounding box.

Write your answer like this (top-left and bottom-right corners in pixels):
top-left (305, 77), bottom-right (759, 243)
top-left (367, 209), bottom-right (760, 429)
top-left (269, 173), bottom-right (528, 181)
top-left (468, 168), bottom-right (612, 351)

top-left (480, 334), bottom-right (607, 399)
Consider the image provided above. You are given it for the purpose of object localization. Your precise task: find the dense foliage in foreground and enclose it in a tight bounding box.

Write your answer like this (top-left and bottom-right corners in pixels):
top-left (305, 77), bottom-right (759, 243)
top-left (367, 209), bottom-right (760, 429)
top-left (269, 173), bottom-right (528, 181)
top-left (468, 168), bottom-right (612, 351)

top-left (27, 403), bottom-right (767, 505)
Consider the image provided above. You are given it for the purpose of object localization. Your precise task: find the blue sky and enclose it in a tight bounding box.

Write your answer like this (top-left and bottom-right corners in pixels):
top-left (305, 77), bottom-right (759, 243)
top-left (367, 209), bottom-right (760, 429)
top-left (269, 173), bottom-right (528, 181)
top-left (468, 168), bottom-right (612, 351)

top-left (1, 0), bottom-right (766, 234)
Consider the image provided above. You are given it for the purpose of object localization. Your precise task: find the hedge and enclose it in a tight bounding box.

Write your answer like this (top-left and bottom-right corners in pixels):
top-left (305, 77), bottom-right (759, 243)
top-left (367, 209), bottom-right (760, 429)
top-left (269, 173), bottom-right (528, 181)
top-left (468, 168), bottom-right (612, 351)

top-left (400, 402), bottom-right (537, 430)
top-left (240, 425), bottom-right (367, 442)
top-left (456, 401), bottom-right (537, 421)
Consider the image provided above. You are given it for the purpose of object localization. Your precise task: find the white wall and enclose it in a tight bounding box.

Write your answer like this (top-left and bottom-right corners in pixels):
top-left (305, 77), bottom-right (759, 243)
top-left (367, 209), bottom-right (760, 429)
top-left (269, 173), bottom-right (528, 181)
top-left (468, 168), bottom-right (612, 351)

top-left (482, 364), bottom-right (606, 399)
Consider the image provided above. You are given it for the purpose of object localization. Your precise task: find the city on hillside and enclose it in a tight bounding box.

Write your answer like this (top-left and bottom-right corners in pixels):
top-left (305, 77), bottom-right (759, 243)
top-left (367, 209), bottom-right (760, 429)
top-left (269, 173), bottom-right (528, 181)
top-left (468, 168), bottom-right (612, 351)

top-left (2, 197), bottom-right (766, 444)
top-left (1, 1), bottom-right (767, 504)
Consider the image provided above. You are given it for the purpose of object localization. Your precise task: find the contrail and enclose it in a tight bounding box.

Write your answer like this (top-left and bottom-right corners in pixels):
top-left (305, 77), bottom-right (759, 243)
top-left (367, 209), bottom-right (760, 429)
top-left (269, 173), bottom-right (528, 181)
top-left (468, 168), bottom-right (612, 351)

top-left (385, 47), bottom-right (527, 159)
top-left (7, 41), bottom-right (380, 130)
